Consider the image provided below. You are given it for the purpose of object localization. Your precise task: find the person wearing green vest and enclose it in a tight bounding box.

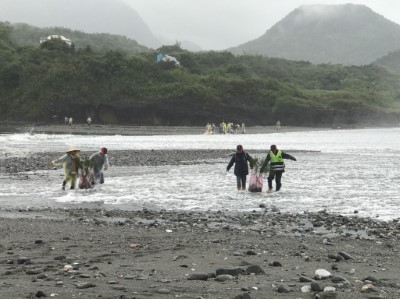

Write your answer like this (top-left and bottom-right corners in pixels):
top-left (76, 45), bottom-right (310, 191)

top-left (260, 144), bottom-right (296, 192)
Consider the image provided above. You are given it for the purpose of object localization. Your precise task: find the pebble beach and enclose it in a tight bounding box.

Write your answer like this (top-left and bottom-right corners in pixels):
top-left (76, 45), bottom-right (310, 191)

top-left (0, 124), bottom-right (399, 299)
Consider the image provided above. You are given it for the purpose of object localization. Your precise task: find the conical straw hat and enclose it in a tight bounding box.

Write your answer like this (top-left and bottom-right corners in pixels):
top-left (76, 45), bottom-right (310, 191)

top-left (66, 146), bottom-right (80, 153)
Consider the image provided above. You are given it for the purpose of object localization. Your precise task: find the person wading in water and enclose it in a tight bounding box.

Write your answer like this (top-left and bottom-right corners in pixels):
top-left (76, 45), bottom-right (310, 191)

top-left (260, 144), bottom-right (296, 192)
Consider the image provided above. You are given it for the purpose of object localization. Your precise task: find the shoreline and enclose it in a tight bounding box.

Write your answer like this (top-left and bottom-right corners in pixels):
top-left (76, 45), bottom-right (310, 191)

top-left (1, 123), bottom-right (333, 136)
top-left (1, 121), bottom-right (398, 137)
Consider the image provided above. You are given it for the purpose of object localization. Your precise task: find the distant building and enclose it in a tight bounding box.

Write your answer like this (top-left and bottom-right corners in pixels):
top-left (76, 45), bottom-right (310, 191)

top-left (40, 35), bottom-right (72, 46)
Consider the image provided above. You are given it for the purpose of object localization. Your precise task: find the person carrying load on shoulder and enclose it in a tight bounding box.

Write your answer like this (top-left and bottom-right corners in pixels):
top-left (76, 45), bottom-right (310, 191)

top-left (226, 145), bottom-right (253, 191)
top-left (51, 146), bottom-right (82, 190)
top-left (260, 144), bottom-right (296, 192)
top-left (89, 147), bottom-right (109, 185)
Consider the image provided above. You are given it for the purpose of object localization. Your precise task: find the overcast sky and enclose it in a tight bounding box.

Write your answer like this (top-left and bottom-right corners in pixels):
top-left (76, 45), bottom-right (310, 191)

top-left (124, 0), bottom-right (400, 50)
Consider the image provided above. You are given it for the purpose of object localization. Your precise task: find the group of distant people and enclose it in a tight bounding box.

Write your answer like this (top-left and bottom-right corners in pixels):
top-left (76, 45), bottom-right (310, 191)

top-left (52, 147), bottom-right (109, 190)
top-left (227, 144), bottom-right (296, 192)
top-left (204, 122), bottom-right (246, 134)
top-left (64, 116), bottom-right (92, 126)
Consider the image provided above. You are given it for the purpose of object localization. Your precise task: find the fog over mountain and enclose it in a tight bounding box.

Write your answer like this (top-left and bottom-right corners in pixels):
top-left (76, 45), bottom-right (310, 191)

top-left (230, 4), bottom-right (400, 65)
top-left (2, 1), bottom-right (400, 58)
top-left (0, 0), bottom-right (161, 48)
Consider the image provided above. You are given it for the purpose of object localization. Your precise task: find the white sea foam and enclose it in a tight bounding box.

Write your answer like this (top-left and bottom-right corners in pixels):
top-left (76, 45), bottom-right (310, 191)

top-left (1, 128), bottom-right (400, 220)
top-left (1, 128), bottom-right (400, 157)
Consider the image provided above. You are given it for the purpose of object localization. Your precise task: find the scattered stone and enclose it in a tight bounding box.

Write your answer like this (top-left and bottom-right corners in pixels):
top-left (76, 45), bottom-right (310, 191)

top-left (324, 286), bottom-right (336, 292)
top-left (316, 292), bottom-right (337, 299)
top-left (34, 240), bottom-right (43, 244)
top-left (246, 250), bottom-right (257, 256)
top-left (35, 290), bottom-right (47, 298)
top-left (17, 257), bottom-right (31, 265)
top-left (315, 269), bottom-right (331, 280)
top-left (361, 284), bottom-right (380, 293)
top-left (62, 265), bottom-right (73, 273)
top-left (135, 274), bottom-right (147, 280)
top-left (75, 282), bottom-right (96, 289)
top-left (301, 285), bottom-right (311, 293)
top-left (216, 268), bottom-right (245, 277)
top-left (246, 265), bottom-right (265, 275)
top-left (112, 285), bottom-right (126, 291)
top-left (53, 256), bottom-right (66, 261)
top-left (37, 273), bottom-right (47, 280)
top-left (26, 269), bottom-right (42, 275)
top-left (277, 284), bottom-right (294, 293)
top-left (55, 281), bottom-right (64, 286)
top-left (78, 274), bottom-right (90, 278)
top-left (215, 274), bottom-right (234, 282)
top-left (363, 276), bottom-right (378, 282)
top-left (346, 268), bottom-right (355, 275)
top-left (124, 275), bottom-right (134, 280)
top-left (311, 282), bottom-right (324, 292)
top-left (299, 275), bottom-right (315, 283)
top-left (365, 294), bottom-right (386, 299)
top-left (270, 261), bottom-right (282, 267)
top-left (338, 251), bottom-right (353, 260)
top-left (157, 288), bottom-right (170, 294)
top-left (187, 273), bottom-right (209, 281)
top-left (331, 276), bottom-right (348, 283)
top-left (239, 260), bottom-right (252, 266)
top-left (328, 254), bottom-right (339, 260)
top-left (173, 255), bottom-right (187, 261)
top-left (107, 281), bottom-right (118, 284)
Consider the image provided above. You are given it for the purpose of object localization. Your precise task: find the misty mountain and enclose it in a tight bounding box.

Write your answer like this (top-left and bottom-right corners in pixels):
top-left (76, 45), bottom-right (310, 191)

top-left (374, 50), bottom-right (400, 74)
top-left (230, 4), bottom-right (400, 65)
top-left (0, 0), bottom-right (161, 48)
top-left (179, 40), bottom-right (202, 52)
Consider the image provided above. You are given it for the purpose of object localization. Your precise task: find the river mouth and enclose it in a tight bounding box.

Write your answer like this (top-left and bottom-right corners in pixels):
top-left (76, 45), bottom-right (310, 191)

top-left (1, 127), bottom-right (400, 220)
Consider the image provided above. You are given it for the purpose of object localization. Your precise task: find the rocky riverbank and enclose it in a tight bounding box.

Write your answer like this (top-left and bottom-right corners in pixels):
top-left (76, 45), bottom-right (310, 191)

top-left (1, 129), bottom-right (399, 298)
top-left (0, 207), bottom-right (399, 299)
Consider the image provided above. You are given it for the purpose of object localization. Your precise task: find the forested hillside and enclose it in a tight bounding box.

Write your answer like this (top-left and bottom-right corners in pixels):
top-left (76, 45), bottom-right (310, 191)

top-left (1, 22), bottom-right (400, 126)
top-left (374, 50), bottom-right (400, 74)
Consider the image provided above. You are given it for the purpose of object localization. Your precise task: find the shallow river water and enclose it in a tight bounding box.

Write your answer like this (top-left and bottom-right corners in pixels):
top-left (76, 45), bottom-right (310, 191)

top-left (1, 128), bottom-right (399, 220)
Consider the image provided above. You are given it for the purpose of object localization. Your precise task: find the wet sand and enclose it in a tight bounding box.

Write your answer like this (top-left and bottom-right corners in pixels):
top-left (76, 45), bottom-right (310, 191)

top-left (1, 125), bottom-right (399, 298)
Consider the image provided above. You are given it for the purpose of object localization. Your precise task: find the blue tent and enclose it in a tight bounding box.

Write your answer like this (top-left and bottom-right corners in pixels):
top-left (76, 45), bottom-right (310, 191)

top-left (156, 53), bottom-right (164, 62)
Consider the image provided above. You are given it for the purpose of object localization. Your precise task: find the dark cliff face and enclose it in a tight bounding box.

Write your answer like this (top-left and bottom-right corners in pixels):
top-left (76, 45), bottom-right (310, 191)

top-left (230, 4), bottom-right (400, 65)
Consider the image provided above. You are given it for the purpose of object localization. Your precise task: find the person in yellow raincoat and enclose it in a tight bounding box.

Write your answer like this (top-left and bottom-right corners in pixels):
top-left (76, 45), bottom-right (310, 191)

top-left (51, 147), bottom-right (82, 190)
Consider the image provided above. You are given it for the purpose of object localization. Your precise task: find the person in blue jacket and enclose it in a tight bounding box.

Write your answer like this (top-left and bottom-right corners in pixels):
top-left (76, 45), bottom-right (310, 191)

top-left (226, 145), bottom-right (253, 190)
